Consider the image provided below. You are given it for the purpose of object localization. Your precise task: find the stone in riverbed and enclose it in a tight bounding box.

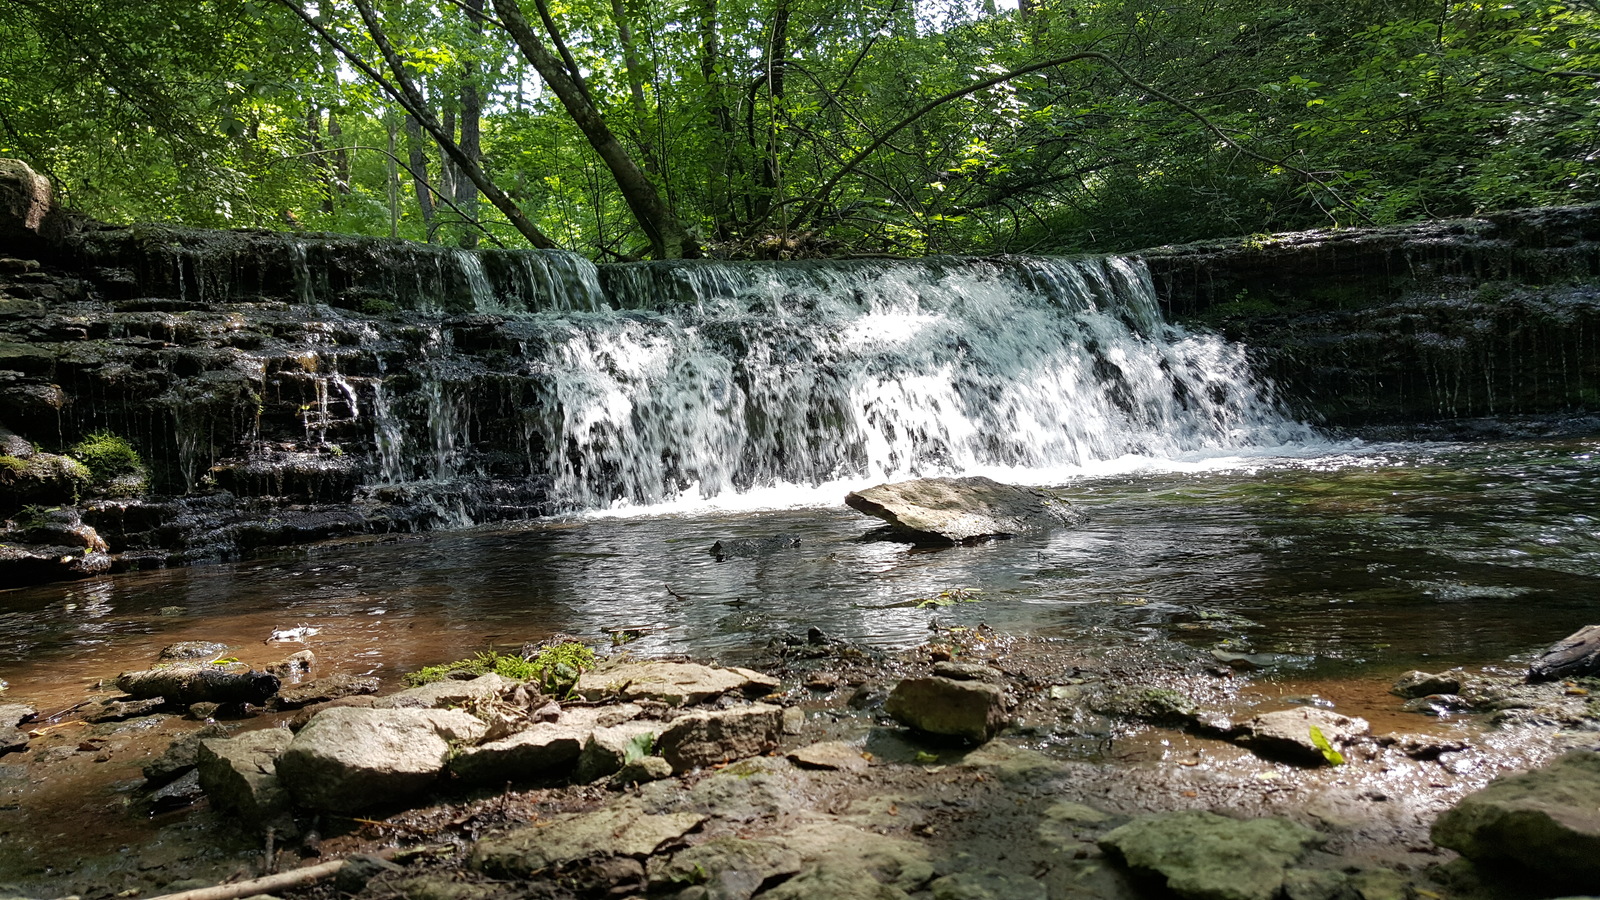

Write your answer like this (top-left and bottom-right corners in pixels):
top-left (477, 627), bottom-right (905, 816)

top-left (0, 704), bottom-right (35, 728)
top-left (649, 835), bottom-right (803, 898)
top-left (0, 727), bottom-right (27, 756)
top-left (1238, 707), bottom-right (1369, 765)
top-left (157, 641), bottom-right (231, 662)
top-left (574, 661), bottom-right (778, 707)
top-left (844, 475), bottom-right (1082, 544)
top-left (885, 676), bottom-right (1006, 743)
top-left (373, 672), bottom-right (513, 709)
top-left (471, 800), bottom-right (706, 876)
top-left (1098, 810), bottom-right (1322, 900)
top-left (1390, 670), bottom-right (1462, 699)
top-left (789, 741), bottom-right (869, 772)
top-left (576, 720), bottom-right (659, 782)
top-left (144, 723), bottom-right (229, 785)
top-left (657, 703), bottom-right (782, 772)
top-left (273, 673), bottom-right (379, 710)
top-left (1528, 625), bottom-right (1600, 682)
top-left (115, 665), bottom-right (280, 706)
top-left (195, 727), bottom-right (294, 824)
top-left (276, 706), bottom-right (487, 812)
top-left (84, 696), bottom-right (168, 722)
top-left (1431, 750), bottom-right (1600, 890)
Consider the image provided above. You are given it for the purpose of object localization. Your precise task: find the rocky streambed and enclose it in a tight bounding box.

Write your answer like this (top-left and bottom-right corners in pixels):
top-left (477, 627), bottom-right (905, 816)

top-left (3, 623), bottom-right (1600, 900)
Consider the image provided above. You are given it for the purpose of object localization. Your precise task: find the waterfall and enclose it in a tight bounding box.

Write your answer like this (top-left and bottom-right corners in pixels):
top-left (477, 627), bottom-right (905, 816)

top-left (509, 255), bottom-right (1312, 508)
top-left (222, 249), bottom-right (1310, 517)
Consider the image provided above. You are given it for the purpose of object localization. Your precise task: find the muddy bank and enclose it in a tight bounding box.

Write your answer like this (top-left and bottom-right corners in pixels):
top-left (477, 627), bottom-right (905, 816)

top-left (2, 625), bottom-right (1598, 900)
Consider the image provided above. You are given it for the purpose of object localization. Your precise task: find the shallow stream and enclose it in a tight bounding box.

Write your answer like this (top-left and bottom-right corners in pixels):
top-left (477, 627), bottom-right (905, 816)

top-left (6, 437), bottom-right (1597, 713)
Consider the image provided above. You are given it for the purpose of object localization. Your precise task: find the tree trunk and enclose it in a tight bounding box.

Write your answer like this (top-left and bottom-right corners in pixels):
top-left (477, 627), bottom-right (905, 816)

top-left (695, 0), bottom-right (736, 239)
top-left (751, 0), bottom-right (789, 226)
top-left (456, 0), bottom-right (485, 249)
top-left (403, 115), bottom-right (437, 240)
top-left (491, 0), bottom-right (700, 258)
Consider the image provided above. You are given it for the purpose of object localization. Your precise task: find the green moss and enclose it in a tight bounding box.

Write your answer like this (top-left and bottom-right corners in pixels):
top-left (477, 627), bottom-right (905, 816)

top-left (68, 431), bottom-right (144, 484)
top-left (404, 642), bottom-right (596, 696)
top-left (0, 456), bottom-right (26, 477)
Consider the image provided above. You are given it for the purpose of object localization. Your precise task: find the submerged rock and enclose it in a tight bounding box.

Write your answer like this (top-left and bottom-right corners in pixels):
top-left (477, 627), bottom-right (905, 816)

top-left (710, 534), bottom-right (802, 560)
top-left (885, 676), bottom-right (1006, 743)
top-left (156, 641), bottom-right (231, 662)
top-left (1098, 810), bottom-right (1322, 900)
top-left (1528, 625), bottom-right (1600, 682)
top-left (1432, 750), bottom-right (1600, 889)
top-left (1390, 669), bottom-right (1462, 699)
top-left (844, 475), bottom-right (1081, 543)
top-left (276, 706), bottom-right (487, 812)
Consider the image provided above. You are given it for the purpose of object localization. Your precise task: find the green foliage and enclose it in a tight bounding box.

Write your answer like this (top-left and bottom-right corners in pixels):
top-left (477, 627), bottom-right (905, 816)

top-left (622, 731), bottom-right (655, 765)
top-left (0, 456), bottom-right (26, 477)
top-left (3, 0), bottom-right (1594, 256)
top-left (68, 432), bottom-right (144, 484)
top-left (403, 641), bottom-right (596, 696)
top-left (528, 642), bottom-right (598, 697)
top-left (1308, 725), bottom-right (1346, 766)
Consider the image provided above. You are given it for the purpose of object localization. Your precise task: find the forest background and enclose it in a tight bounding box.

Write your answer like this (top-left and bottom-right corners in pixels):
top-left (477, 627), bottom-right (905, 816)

top-left (1, 0), bottom-right (1596, 260)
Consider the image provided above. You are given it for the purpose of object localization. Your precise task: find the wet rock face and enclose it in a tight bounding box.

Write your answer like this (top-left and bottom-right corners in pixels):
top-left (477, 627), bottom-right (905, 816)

top-left (1142, 205), bottom-right (1600, 426)
top-left (845, 476), bottom-right (1083, 544)
top-left (1432, 750), bottom-right (1600, 890)
top-left (1528, 624), bottom-right (1600, 682)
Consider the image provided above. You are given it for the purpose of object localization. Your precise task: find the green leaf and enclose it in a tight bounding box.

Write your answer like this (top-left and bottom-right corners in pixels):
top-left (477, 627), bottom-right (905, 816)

top-left (623, 731), bottom-right (655, 765)
top-left (1308, 725), bottom-right (1345, 766)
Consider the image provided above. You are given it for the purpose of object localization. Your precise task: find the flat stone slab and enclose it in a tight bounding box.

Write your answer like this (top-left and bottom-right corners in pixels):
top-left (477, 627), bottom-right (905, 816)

top-left (1238, 707), bottom-right (1369, 765)
top-left (845, 475), bottom-right (1081, 543)
top-left (275, 674), bottom-right (380, 710)
top-left (472, 801), bottom-right (706, 875)
top-left (789, 741), bottom-right (870, 772)
top-left (1099, 810), bottom-right (1322, 900)
top-left (1432, 750), bottom-right (1600, 888)
top-left (374, 673), bottom-right (513, 709)
top-left (575, 661), bottom-right (778, 707)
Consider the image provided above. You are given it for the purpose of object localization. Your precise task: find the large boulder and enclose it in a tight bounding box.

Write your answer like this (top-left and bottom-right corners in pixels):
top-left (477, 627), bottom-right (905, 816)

top-left (1098, 810), bottom-right (1323, 900)
top-left (657, 704), bottom-right (782, 773)
top-left (1528, 625), bottom-right (1600, 682)
top-left (885, 676), bottom-right (1007, 743)
top-left (195, 727), bottom-right (295, 824)
top-left (575, 661), bottom-right (778, 707)
top-left (844, 476), bottom-right (1081, 543)
top-left (1432, 751), bottom-right (1600, 890)
top-left (275, 706), bottom-right (487, 812)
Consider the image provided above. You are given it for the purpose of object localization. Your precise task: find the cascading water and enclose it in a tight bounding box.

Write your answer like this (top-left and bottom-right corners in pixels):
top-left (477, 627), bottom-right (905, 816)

top-left (318, 252), bottom-right (1310, 514)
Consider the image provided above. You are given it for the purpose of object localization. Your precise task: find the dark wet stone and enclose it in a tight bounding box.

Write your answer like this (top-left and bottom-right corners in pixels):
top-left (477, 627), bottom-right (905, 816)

top-left (116, 665), bottom-right (280, 706)
top-left (1529, 625), bottom-right (1600, 682)
top-left (710, 534), bottom-right (801, 560)
top-left (845, 475), bottom-right (1083, 543)
top-left (1391, 670), bottom-right (1462, 699)
top-left (143, 723), bottom-right (229, 785)
top-left (274, 673), bottom-right (379, 710)
top-left (145, 769), bottom-right (205, 812)
top-left (0, 726), bottom-right (27, 756)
